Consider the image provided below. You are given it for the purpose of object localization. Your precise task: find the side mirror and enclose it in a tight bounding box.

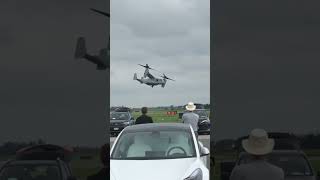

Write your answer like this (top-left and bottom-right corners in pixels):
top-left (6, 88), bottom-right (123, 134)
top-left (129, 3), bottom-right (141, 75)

top-left (200, 147), bottom-right (210, 156)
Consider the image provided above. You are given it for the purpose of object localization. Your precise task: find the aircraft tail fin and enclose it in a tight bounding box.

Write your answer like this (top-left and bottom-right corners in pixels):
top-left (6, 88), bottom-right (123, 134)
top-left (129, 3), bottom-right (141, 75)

top-left (133, 73), bottom-right (137, 80)
top-left (75, 37), bottom-right (87, 59)
top-left (162, 79), bottom-right (167, 88)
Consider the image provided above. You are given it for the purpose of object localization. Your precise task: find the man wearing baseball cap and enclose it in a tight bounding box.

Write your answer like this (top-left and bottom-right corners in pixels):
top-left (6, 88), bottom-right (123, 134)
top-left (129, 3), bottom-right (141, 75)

top-left (230, 129), bottom-right (284, 180)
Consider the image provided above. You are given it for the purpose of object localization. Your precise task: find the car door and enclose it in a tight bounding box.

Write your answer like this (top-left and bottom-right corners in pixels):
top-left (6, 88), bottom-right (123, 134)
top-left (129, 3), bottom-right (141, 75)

top-left (198, 141), bottom-right (208, 166)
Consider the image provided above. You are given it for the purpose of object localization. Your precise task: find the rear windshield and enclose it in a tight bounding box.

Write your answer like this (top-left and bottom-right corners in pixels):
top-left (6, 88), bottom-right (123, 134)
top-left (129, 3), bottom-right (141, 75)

top-left (110, 112), bottom-right (129, 120)
top-left (0, 164), bottom-right (61, 180)
top-left (111, 130), bottom-right (196, 160)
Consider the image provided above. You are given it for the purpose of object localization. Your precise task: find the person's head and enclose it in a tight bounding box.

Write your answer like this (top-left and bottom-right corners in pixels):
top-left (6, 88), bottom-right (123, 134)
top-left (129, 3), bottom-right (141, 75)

top-left (141, 107), bottom-right (148, 115)
top-left (242, 128), bottom-right (274, 158)
top-left (100, 143), bottom-right (109, 167)
top-left (185, 102), bottom-right (196, 112)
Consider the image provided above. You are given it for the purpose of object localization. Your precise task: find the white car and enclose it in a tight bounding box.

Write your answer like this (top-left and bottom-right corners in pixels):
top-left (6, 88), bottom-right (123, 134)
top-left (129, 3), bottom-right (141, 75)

top-left (110, 123), bottom-right (210, 180)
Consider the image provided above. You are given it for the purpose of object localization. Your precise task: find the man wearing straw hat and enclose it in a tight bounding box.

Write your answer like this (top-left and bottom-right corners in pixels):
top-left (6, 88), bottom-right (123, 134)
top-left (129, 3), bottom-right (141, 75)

top-left (230, 129), bottom-right (284, 180)
top-left (182, 102), bottom-right (199, 139)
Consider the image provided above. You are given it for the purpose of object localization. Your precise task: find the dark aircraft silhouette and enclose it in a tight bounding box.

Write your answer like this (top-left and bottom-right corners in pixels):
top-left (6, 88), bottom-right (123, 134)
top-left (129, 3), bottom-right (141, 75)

top-left (75, 37), bottom-right (108, 70)
top-left (75, 8), bottom-right (109, 70)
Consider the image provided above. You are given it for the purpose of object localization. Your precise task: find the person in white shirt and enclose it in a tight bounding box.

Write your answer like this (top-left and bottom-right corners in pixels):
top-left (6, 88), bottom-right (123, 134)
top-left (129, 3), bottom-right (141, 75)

top-left (230, 129), bottom-right (285, 180)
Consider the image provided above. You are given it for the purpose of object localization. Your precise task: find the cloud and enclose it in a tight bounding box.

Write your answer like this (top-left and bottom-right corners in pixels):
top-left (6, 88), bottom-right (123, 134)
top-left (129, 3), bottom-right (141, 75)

top-left (110, 0), bottom-right (210, 107)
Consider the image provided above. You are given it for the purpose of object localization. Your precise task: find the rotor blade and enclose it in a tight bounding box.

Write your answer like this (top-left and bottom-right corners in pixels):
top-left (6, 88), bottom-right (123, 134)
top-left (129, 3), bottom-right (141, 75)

top-left (166, 77), bottom-right (175, 81)
top-left (138, 64), bottom-right (154, 70)
top-left (138, 64), bottom-right (147, 68)
top-left (161, 74), bottom-right (175, 81)
top-left (90, 8), bottom-right (110, 17)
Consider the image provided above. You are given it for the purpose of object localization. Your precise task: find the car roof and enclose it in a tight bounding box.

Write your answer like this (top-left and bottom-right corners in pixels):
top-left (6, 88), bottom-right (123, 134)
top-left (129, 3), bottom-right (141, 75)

top-left (15, 144), bottom-right (72, 162)
top-left (123, 123), bottom-right (191, 133)
top-left (111, 111), bottom-right (129, 114)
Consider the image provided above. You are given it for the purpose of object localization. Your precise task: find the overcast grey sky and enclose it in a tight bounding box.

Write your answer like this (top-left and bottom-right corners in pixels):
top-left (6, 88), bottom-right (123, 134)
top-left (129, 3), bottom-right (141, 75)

top-left (110, 0), bottom-right (210, 107)
top-left (0, 0), bottom-right (109, 146)
top-left (213, 0), bottom-right (320, 140)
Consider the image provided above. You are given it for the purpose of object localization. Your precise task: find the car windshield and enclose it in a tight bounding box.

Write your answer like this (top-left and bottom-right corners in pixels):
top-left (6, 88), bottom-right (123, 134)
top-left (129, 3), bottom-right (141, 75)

top-left (0, 164), bottom-right (61, 180)
top-left (239, 153), bottom-right (313, 176)
top-left (111, 130), bottom-right (197, 160)
top-left (193, 110), bottom-right (208, 118)
top-left (110, 112), bottom-right (129, 120)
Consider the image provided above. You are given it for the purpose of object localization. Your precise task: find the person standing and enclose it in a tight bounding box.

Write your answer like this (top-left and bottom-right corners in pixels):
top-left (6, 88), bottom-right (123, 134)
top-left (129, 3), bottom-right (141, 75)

top-left (182, 102), bottom-right (199, 138)
top-left (135, 107), bottom-right (153, 124)
top-left (230, 129), bottom-right (285, 180)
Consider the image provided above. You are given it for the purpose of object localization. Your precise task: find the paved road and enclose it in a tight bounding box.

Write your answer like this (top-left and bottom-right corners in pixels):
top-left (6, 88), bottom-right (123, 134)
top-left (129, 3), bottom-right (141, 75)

top-left (110, 135), bottom-right (210, 168)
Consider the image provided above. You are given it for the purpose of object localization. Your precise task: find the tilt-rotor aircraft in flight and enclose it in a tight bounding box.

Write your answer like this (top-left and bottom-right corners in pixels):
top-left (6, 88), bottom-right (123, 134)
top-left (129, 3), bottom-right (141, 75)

top-left (133, 64), bottom-right (175, 88)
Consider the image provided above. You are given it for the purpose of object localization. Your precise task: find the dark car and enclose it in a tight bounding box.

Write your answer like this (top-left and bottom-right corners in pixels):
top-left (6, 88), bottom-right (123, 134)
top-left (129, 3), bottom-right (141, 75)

top-left (193, 109), bottom-right (210, 135)
top-left (221, 150), bottom-right (319, 180)
top-left (0, 160), bottom-right (76, 180)
top-left (0, 144), bottom-right (77, 180)
top-left (110, 111), bottom-right (135, 136)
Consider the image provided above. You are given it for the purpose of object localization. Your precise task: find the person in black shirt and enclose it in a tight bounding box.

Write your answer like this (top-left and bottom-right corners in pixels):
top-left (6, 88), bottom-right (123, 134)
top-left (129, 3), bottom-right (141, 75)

top-left (135, 107), bottom-right (153, 124)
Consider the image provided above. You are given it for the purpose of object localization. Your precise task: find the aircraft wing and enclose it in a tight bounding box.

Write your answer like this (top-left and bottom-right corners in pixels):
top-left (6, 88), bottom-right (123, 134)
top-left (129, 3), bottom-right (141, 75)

top-left (90, 8), bottom-right (110, 17)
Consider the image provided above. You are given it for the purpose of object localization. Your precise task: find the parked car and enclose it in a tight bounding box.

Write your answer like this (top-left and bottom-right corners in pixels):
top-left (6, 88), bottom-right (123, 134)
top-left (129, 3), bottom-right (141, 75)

top-left (193, 109), bottom-right (210, 135)
top-left (110, 111), bottom-right (135, 136)
top-left (0, 144), bottom-right (77, 180)
top-left (110, 123), bottom-right (210, 180)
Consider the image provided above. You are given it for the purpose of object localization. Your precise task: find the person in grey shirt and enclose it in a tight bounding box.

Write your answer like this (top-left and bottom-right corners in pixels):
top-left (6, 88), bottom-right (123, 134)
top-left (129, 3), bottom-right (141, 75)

top-left (230, 129), bottom-right (285, 180)
top-left (182, 102), bottom-right (199, 138)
